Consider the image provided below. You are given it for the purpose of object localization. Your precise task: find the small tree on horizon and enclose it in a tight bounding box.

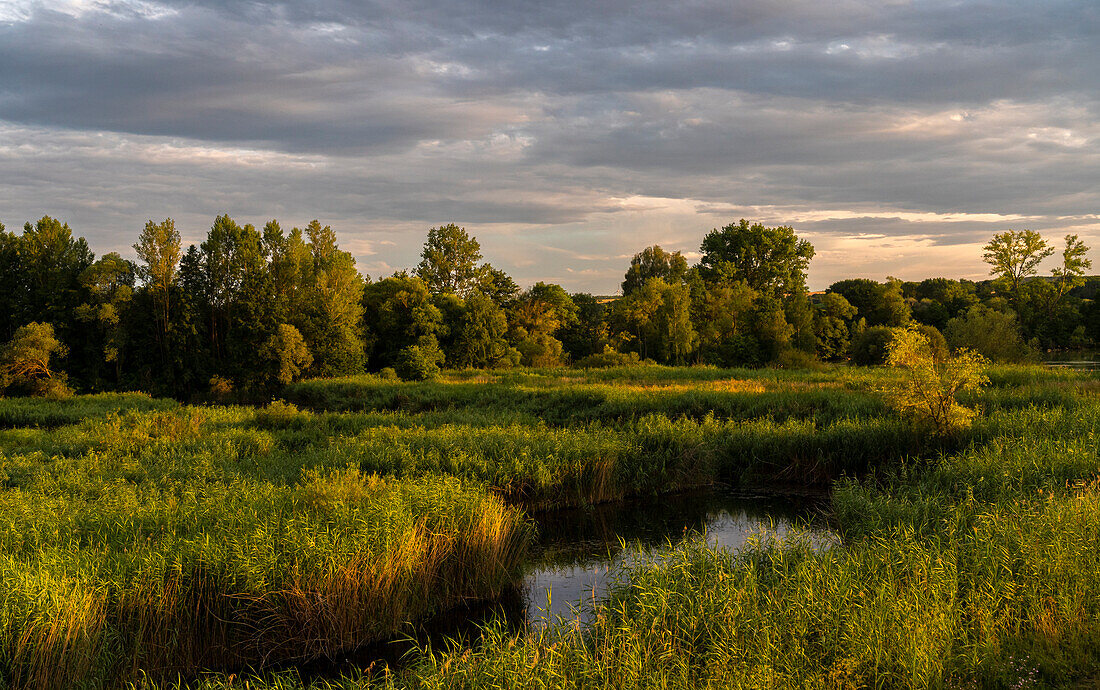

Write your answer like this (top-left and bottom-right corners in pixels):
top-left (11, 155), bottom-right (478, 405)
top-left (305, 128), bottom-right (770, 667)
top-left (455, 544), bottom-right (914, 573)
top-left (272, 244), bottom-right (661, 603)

top-left (698, 219), bottom-right (815, 298)
top-left (982, 229), bottom-right (1053, 297)
top-left (1052, 233), bottom-right (1092, 297)
top-left (621, 245), bottom-right (688, 296)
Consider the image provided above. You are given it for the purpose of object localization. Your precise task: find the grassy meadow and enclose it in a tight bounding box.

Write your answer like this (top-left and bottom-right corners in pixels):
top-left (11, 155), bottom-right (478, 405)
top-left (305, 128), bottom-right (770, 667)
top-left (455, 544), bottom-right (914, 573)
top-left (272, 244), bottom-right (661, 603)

top-left (1, 364), bottom-right (1099, 688)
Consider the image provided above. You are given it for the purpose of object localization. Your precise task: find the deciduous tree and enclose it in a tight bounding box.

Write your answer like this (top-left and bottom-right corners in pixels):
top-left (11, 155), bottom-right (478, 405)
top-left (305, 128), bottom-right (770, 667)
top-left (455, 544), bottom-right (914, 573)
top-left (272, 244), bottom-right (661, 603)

top-left (362, 274), bottom-right (442, 370)
top-left (982, 229), bottom-right (1053, 295)
top-left (133, 218), bottom-right (181, 357)
top-left (1052, 234), bottom-right (1092, 297)
top-left (1, 322), bottom-right (71, 398)
top-left (881, 325), bottom-right (988, 435)
top-left (262, 324), bottom-right (313, 385)
top-left (698, 219), bottom-right (814, 298)
top-left (416, 223), bottom-right (484, 296)
top-left (622, 245), bottom-right (688, 296)
top-left (75, 253), bottom-right (135, 387)
top-left (813, 292), bottom-right (857, 360)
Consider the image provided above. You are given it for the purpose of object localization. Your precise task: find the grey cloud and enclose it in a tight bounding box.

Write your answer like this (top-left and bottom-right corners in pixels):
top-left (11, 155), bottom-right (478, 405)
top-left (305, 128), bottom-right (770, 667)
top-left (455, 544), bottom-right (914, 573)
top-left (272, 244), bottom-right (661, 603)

top-left (4, 0), bottom-right (1099, 149)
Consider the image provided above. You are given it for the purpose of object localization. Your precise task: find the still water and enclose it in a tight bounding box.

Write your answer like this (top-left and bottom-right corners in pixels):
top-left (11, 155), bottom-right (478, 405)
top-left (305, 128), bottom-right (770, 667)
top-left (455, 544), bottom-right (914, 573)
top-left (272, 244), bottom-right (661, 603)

top-left (295, 488), bottom-right (832, 679)
top-left (524, 488), bottom-right (833, 624)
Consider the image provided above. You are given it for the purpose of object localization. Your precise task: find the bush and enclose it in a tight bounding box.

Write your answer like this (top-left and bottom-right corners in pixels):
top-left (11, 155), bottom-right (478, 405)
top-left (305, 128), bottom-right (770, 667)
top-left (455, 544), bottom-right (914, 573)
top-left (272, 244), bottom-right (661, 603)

top-left (881, 325), bottom-right (989, 435)
top-left (0, 322), bottom-right (72, 398)
top-left (379, 367), bottom-right (399, 381)
top-left (913, 324), bottom-right (949, 362)
top-left (396, 344), bottom-right (442, 381)
top-left (773, 348), bottom-right (825, 371)
top-left (851, 326), bottom-right (895, 365)
top-left (209, 375), bottom-right (234, 401)
top-left (254, 399), bottom-right (303, 427)
top-left (36, 378), bottom-right (74, 400)
top-left (575, 347), bottom-right (642, 369)
top-left (944, 306), bottom-right (1032, 363)
top-left (262, 324), bottom-right (313, 385)
top-left (715, 333), bottom-right (764, 367)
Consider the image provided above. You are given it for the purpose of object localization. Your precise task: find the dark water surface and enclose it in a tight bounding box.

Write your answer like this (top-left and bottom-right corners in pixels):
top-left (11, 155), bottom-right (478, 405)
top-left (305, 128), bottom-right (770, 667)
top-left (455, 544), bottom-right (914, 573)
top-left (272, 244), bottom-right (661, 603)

top-left (1044, 350), bottom-right (1100, 370)
top-left (524, 488), bottom-right (833, 624)
top-left (294, 488), bottom-right (832, 680)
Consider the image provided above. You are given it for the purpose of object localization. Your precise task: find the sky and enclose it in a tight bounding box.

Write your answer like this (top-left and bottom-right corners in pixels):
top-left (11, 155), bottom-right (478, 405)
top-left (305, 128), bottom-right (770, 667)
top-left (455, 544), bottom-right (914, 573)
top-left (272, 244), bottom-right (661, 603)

top-left (1, 0), bottom-right (1098, 293)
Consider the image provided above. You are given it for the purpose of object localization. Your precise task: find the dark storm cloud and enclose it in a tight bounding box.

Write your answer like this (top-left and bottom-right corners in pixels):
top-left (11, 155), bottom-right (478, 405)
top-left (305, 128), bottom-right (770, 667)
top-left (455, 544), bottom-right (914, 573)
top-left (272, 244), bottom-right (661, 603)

top-left (1, 0), bottom-right (1098, 291)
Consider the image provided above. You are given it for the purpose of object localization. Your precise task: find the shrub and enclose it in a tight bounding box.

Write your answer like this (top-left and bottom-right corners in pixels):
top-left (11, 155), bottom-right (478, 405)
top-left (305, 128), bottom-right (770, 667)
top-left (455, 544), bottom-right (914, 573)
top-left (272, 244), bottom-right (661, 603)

top-left (713, 333), bottom-right (764, 367)
top-left (209, 375), bottom-right (234, 401)
top-left (0, 322), bottom-right (72, 398)
top-left (575, 347), bottom-right (642, 369)
top-left (396, 344), bottom-right (443, 381)
top-left (913, 323), bottom-right (949, 362)
top-left (253, 399), bottom-right (303, 428)
top-left (944, 306), bottom-right (1032, 363)
top-left (379, 367), bottom-right (399, 381)
top-left (851, 326), bottom-right (895, 365)
top-left (261, 324), bottom-right (313, 385)
top-left (773, 348), bottom-right (825, 370)
top-left (881, 325), bottom-right (989, 435)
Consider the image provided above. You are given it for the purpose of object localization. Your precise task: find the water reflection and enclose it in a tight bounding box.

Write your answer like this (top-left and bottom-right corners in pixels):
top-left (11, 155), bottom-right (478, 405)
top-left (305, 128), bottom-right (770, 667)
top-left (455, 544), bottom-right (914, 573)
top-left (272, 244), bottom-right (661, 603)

top-left (292, 488), bottom-right (831, 682)
top-left (524, 489), bottom-right (831, 624)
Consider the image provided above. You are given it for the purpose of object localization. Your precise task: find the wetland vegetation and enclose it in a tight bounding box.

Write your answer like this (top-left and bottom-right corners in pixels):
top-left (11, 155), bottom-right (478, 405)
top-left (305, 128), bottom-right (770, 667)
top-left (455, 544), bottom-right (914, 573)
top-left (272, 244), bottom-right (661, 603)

top-left (2, 363), bottom-right (1099, 688)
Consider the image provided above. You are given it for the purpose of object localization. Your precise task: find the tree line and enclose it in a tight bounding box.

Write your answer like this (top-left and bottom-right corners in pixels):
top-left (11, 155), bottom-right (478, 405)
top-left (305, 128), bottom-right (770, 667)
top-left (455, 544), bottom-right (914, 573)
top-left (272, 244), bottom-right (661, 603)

top-left (0, 215), bottom-right (1095, 398)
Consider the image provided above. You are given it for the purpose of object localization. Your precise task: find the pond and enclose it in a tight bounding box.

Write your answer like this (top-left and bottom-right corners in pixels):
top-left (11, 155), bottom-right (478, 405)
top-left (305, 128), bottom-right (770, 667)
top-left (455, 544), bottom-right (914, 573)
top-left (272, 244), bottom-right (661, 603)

top-left (1044, 350), bottom-right (1100, 370)
top-left (296, 488), bottom-right (833, 680)
top-left (524, 488), bottom-right (833, 624)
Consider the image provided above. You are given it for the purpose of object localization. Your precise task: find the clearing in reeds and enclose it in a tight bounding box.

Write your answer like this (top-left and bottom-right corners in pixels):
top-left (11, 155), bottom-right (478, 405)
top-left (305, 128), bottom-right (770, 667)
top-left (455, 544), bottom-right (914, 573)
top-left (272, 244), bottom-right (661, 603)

top-left (155, 364), bottom-right (1100, 690)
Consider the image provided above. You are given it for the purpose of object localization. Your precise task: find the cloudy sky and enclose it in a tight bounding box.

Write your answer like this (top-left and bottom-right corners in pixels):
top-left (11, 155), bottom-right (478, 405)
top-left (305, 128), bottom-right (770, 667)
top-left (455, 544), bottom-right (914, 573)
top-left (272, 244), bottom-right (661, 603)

top-left (1, 0), bottom-right (1098, 292)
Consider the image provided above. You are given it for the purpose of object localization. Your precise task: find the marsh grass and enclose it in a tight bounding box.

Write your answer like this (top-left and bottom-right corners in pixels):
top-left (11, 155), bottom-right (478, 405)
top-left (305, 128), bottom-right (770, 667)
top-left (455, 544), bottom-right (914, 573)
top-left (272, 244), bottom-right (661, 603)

top-left (0, 392), bottom-right (177, 429)
top-left (165, 364), bottom-right (1100, 690)
top-left (285, 365), bottom-right (1086, 428)
top-left (0, 408), bottom-right (531, 689)
top-left (4, 363), bottom-right (1100, 688)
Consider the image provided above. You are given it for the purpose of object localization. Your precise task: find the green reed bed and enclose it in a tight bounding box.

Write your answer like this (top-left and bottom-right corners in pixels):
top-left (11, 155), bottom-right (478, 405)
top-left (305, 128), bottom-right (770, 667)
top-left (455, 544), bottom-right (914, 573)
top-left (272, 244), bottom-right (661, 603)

top-left (0, 405), bottom-right (530, 689)
top-left (168, 369), bottom-right (1100, 690)
top-left (7, 365), bottom-right (1100, 688)
top-left (176, 491), bottom-right (1100, 689)
top-left (369, 493), bottom-right (1100, 690)
top-left (3, 405), bottom-right (932, 512)
top-left (250, 407), bottom-right (933, 507)
top-left (254, 401), bottom-right (1078, 509)
top-left (369, 385), bottom-right (1100, 689)
top-left (284, 365), bottom-right (1084, 428)
top-left (457, 364), bottom-right (889, 387)
top-left (282, 380), bottom-right (888, 426)
top-left (0, 392), bottom-right (178, 429)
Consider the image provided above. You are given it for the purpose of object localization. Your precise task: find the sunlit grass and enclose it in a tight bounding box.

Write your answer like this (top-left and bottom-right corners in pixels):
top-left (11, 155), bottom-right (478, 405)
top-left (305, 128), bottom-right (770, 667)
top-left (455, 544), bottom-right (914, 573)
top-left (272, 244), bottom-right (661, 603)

top-left (3, 363), bottom-right (1100, 687)
top-left (0, 401), bottom-right (531, 687)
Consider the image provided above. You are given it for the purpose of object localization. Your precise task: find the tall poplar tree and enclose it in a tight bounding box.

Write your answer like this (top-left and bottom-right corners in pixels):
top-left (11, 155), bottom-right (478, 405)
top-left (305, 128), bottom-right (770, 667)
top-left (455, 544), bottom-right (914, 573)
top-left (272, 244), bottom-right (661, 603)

top-left (133, 218), bottom-right (181, 361)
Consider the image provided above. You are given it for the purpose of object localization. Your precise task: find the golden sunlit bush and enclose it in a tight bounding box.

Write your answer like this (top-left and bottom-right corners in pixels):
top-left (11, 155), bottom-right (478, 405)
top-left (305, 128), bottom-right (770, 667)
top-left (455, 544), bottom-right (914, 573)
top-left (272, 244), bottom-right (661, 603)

top-left (881, 325), bottom-right (989, 434)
